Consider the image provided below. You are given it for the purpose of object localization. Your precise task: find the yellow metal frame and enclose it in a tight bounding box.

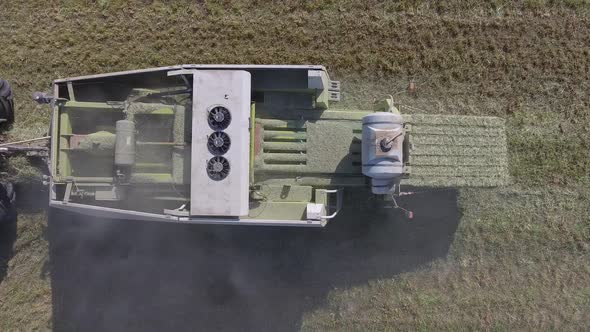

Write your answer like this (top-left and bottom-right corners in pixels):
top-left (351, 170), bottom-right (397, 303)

top-left (249, 102), bottom-right (255, 184)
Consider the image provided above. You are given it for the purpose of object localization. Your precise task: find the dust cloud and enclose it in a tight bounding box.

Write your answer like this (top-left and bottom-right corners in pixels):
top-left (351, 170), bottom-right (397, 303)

top-left (47, 190), bottom-right (460, 331)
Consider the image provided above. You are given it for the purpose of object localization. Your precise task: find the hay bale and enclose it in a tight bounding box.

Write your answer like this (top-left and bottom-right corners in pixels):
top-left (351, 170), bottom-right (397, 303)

top-left (75, 131), bottom-right (116, 156)
top-left (404, 114), bottom-right (510, 187)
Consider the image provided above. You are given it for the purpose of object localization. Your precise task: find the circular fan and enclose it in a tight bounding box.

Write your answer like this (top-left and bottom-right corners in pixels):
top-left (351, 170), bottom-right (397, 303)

top-left (208, 106), bottom-right (231, 130)
top-left (207, 131), bottom-right (231, 155)
top-left (207, 156), bottom-right (230, 181)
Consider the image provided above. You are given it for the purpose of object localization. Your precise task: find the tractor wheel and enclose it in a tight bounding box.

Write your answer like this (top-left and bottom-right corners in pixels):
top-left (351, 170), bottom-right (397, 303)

top-left (0, 182), bottom-right (16, 225)
top-left (0, 79), bottom-right (15, 125)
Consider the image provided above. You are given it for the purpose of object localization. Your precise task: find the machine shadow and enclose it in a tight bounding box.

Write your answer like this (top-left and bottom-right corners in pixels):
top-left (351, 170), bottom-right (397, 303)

top-left (0, 183), bottom-right (45, 284)
top-left (48, 189), bottom-right (460, 332)
top-left (0, 215), bottom-right (16, 284)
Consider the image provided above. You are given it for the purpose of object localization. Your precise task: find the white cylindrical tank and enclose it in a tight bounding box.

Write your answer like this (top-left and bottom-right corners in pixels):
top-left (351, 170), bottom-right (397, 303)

top-left (115, 120), bottom-right (136, 166)
top-left (362, 112), bottom-right (405, 194)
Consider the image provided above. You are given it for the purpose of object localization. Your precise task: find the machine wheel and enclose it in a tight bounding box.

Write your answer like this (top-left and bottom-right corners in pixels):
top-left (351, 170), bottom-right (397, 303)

top-left (0, 182), bottom-right (16, 225)
top-left (0, 79), bottom-right (15, 125)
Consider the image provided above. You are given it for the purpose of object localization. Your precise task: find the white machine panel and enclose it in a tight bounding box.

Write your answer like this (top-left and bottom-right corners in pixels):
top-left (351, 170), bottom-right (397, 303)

top-left (191, 70), bottom-right (251, 216)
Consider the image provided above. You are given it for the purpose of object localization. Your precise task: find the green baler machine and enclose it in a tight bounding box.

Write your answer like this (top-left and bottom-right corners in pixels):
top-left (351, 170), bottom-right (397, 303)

top-left (38, 65), bottom-right (508, 227)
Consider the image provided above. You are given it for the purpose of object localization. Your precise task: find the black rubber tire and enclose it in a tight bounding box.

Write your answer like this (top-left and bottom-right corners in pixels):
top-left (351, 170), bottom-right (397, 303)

top-left (0, 79), bottom-right (15, 125)
top-left (0, 182), bottom-right (16, 225)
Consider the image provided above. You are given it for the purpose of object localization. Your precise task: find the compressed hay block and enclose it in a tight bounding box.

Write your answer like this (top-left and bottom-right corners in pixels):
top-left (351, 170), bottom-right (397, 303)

top-left (74, 131), bottom-right (116, 156)
top-left (254, 112), bottom-right (510, 188)
top-left (404, 114), bottom-right (510, 187)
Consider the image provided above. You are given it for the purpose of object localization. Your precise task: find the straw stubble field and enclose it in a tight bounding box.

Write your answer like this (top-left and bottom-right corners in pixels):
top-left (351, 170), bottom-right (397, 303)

top-left (0, 1), bottom-right (589, 330)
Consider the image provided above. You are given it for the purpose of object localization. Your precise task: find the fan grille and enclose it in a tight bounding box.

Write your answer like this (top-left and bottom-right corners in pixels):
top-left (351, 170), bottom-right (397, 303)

top-left (208, 106), bottom-right (231, 130)
top-left (207, 156), bottom-right (230, 181)
top-left (207, 131), bottom-right (231, 155)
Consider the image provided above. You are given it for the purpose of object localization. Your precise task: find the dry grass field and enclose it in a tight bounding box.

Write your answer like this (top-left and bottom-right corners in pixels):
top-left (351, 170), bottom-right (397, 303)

top-left (0, 1), bottom-right (589, 330)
